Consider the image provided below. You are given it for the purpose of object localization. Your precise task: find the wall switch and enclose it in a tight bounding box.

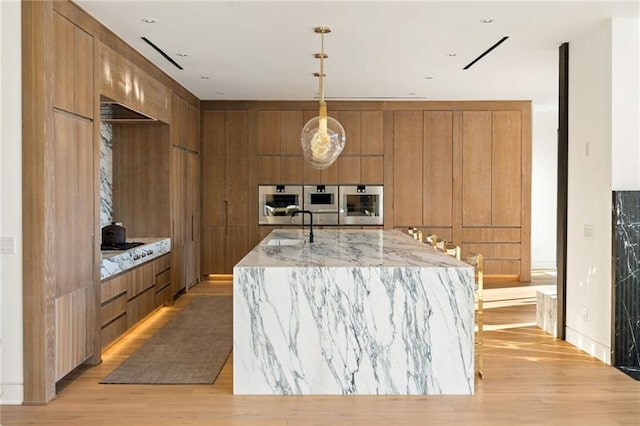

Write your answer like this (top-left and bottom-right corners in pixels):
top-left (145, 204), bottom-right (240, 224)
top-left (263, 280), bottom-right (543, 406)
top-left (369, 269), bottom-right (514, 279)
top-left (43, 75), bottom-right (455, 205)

top-left (0, 236), bottom-right (16, 254)
top-left (584, 224), bottom-right (595, 237)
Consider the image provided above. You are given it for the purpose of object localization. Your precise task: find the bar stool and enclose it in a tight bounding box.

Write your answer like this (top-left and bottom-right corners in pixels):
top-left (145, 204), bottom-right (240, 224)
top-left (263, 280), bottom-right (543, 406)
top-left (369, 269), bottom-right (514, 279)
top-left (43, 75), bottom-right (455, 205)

top-left (424, 233), bottom-right (438, 249)
top-left (464, 252), bottom-right (484, 380)
top-left (435, 238), bottom-right (447, 252)
top-left (444, 243), bottom-right (461, 260)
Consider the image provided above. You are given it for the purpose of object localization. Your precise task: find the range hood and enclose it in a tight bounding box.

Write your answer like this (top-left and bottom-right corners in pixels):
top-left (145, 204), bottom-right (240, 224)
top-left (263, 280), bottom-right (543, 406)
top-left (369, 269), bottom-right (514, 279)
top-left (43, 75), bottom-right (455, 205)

top-left (100, 101), bottom-right (157, 123)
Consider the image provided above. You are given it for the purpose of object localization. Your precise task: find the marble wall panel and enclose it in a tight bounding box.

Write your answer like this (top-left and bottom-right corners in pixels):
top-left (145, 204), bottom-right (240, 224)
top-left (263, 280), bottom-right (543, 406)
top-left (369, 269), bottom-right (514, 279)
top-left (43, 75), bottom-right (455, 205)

top-left (100, 122), bottom-right (113, 227)
top-left (613, 191), bottom-right (640, 380)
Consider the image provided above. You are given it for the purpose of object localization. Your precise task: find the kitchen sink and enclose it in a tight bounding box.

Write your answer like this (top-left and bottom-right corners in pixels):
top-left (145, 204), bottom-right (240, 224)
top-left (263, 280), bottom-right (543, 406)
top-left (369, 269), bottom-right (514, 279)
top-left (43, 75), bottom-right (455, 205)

top-left (266, 239), bottom-right (306, 247)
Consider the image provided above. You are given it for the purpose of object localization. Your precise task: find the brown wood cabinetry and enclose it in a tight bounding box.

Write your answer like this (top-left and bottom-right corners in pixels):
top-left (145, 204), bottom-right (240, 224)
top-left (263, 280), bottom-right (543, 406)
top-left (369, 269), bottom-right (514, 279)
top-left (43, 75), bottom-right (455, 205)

top-left (391, 104), bottom-right (530, 280)
top-left (169, 92), bottom-right (201, 294)
top-left (100, 255), bottom-right (172, 348)
top-left (202, 110), bottom-right (249, 274)
top-left (256, 109), bottom-right (383, 186)
top-left (97, 42), bottom-right (170, 124)
top-left (53, 11), bottom-right (93, 118)
top-left (201, 101), bottom-right (529, 279)
top-left (52, 109), bottom-right (95, 381)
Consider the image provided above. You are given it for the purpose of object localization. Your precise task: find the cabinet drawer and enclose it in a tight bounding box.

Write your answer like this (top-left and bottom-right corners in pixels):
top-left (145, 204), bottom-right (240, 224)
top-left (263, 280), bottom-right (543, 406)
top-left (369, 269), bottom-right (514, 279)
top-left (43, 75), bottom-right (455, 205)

top-left (462, 243), bottom-right (521, 260)
top-left (155, 268), bottom-right (171, 292)
top-left (154, 254), bottom-right (171, 274)
top-left (485, 259), bottom-right (521, 276)
top-left (100, 293), bottom-right (127, 327)
top-left (460, 227), bottom-right (521, 243)
top-left (101, 273), bottom-right (129, 303)
top-left (127, 287), bottom-right (156, 328)
top-left (155, 284), bottom-right (172, 306)
top-left (101, 314), bottom-right (127, 349)
top-left (128, 262), bottom-right (155, 300)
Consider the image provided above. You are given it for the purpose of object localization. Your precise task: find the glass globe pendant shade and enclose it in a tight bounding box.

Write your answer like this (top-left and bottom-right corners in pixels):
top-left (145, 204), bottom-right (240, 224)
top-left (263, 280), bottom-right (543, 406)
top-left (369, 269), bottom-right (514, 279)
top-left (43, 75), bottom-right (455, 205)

top-left (301, 114), bottom-right (346, 169)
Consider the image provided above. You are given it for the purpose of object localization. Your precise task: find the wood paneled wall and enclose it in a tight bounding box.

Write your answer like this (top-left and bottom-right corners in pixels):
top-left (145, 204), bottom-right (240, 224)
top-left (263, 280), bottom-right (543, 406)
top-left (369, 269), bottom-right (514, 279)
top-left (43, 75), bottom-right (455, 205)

top-left (201, 100), bottom-right (531, 280)
top-left (22, 0), bottom-right (201, 404)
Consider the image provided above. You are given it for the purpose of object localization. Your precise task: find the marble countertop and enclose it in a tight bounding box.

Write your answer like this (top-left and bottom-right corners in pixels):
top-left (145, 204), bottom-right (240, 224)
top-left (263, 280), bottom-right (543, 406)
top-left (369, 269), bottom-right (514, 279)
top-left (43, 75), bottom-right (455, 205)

top-left (235, 229), bottom-right (470, 269)
top-left (100, 237), bottom-right (171, 281)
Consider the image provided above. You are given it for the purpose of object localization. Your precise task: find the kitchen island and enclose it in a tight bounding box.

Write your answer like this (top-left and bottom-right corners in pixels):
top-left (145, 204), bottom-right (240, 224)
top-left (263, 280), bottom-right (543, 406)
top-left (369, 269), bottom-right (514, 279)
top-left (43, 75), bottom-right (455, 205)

top-left (233, 229), bottom-right (475, 395)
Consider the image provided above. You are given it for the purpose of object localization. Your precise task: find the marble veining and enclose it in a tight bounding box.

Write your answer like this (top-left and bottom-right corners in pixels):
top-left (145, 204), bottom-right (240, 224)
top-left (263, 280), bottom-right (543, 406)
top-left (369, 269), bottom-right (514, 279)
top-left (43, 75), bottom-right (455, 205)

top-left (100, 237), bottom-right (171, 280)
top-left (234, 230), bottom-right (475, 395)
top-left (612, 191), bottom-right (640, 380)
top-left (99, 122), bottom-right (113, 227)
top-left (536, 286), bottom-right (558, 338)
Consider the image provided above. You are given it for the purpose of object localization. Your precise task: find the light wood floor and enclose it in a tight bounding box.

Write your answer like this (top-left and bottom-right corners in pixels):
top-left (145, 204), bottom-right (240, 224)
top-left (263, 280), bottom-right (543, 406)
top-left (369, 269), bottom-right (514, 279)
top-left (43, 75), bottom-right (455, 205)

top-left (2, 278), bottom-right (639, 426)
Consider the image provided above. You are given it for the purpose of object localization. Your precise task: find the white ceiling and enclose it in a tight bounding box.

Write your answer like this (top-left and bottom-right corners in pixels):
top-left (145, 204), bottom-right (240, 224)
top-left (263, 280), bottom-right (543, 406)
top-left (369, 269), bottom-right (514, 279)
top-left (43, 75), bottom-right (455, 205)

top-left (75, 0), bottom-right (639, 105)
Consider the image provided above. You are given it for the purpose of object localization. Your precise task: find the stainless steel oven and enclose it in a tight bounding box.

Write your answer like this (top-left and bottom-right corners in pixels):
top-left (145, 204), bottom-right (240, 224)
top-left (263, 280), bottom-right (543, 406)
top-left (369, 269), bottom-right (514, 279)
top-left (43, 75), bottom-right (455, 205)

top-left (339, 185), bottom-right (384, 225)
top-left (258, 185), bottom-right (303, 225)
top-left (303, 185), bottom-right (339, 225)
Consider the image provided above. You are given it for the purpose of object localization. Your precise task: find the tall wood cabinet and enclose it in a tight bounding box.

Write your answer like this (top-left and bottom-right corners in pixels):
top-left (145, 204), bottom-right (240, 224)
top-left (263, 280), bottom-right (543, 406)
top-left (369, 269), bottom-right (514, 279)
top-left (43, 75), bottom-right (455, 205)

top-left (391, 104), bottom-right (530, 280)
top-left (171, 94), bottom-right (201, 293)
top-left (51, 11), bottom-right (96, 382)
top-left (202, 110), bottom-right (249, 274)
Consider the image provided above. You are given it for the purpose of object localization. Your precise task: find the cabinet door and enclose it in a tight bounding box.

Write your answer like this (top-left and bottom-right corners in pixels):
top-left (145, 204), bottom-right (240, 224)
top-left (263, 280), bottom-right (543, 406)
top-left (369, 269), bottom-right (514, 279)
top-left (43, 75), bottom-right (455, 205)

top-left (171, 147), bottom-right (186, 293)
top-left (337, 111), bottom-right (361, 155)
top-left (361, 111), bottom-right (384, 155)
top-left (185, 151), bottom-right (200, 286)
top-left (187, 103), bottom-right (199, 152)
top-left (393, 111), bottom-right (423, 226)
top-left (423, 111), bottom-right (453, 227)
top-left (226, 226), bottom-right (248, 273)
top-left (53, 12), bottom-right (75, 113)
top-left (258, 111), bottom-right (280, 154)
top-left (74, 26), bottom-right (93, 118)
top-left (361, 156), bottom-right (383, 184)
top-left (226, 111), bottom-right (248, 226)
top-left (53, 111), bottom-right (94, 297)
top-left (462, 111), bottom-right (492, 227)
top-left (281, 111), bottom-right (303, 155)
top-left (492, 111), bottom-right (522, 226)
top-left (52, 12), bottom-right (93, 118)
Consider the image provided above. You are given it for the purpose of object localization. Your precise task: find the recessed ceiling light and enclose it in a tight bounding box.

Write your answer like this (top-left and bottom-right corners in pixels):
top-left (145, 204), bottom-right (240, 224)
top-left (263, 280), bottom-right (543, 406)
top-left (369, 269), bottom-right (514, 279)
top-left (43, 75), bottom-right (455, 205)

top-left (141, 18), bottom-right (157, 24)
top-left (425, 76), bottom-right (434, 80)
top-left (480, 19), bottom-right (495, 24)
top-left (216, 91), bottom-right (225, 95)
top-left (176, 53), bottom-right (188, 57)
top-left (200, 76), bottom-right (210, 80)
top-left (447, 53), bottom-right (457, 57)
top-left (409, 92), bottom-right (416, 96)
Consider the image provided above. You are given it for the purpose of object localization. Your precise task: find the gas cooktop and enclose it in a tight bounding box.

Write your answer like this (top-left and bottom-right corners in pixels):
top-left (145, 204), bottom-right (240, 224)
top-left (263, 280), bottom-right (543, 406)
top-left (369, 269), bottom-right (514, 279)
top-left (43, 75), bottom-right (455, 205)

top-left (100, 242), bottom-right (145, 251)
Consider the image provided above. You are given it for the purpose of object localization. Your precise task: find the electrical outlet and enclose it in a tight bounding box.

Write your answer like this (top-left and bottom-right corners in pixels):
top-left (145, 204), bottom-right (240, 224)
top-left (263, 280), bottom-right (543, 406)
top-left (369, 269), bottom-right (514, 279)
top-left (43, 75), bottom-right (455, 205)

top-left (0, 236), bottom-right (15, 254)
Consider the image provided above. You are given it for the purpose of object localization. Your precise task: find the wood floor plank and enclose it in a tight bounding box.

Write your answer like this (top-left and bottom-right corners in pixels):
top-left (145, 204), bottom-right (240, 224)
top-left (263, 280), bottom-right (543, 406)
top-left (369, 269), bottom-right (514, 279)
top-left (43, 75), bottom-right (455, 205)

top-left (2, 279), bottom-right (639, 425)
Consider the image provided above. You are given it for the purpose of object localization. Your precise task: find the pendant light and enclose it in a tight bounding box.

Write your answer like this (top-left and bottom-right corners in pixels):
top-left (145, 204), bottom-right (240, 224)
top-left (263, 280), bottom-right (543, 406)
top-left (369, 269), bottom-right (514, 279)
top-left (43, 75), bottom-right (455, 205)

top-left (301, 27), bottom-right (346, 170)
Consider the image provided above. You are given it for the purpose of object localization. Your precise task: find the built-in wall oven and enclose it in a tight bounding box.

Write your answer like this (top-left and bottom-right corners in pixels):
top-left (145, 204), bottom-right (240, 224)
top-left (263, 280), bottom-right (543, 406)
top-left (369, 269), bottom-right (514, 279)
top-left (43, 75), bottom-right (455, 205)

top-left (339, 185), bottom-right (384, 225)
top-left (258, 185), bottom-right (303, 225)
top-left (303, 185), bottom-right (339, 225)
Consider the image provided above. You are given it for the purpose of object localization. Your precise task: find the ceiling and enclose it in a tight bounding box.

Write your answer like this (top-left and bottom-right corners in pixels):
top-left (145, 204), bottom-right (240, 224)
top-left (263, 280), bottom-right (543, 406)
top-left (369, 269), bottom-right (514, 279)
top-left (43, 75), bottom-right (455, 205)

top-left (75, 1), bottom-right (639, 106)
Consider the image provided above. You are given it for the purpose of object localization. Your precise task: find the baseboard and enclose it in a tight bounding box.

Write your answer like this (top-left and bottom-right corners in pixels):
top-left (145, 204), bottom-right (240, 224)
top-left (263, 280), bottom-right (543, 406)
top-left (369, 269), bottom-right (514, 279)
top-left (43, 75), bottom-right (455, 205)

top-left (0, 383), bottom-right (24, 405)
top-left (565, 327), bottom-right (611, 364)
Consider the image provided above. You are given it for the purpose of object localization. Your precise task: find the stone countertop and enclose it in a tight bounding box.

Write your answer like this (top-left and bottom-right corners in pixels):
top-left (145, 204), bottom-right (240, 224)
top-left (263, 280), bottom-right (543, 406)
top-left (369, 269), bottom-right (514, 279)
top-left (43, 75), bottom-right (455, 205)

top-left (235, 229), bottom-right (470, 269)
top-left (233, 229), bottom-right (475, 395)
top-left (100, 237), bottom-right (171, 281)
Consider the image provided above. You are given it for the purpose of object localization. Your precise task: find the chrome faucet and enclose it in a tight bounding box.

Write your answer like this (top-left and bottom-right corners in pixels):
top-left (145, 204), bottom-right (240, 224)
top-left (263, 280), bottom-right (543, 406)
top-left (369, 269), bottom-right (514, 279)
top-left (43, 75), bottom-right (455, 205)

top-left (291, 210), bottom-right (314, 243)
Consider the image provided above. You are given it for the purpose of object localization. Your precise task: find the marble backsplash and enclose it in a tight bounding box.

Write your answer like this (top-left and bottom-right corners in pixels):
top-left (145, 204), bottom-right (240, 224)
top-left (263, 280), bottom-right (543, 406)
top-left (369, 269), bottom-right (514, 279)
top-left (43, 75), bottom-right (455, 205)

top-left (612, 191), bottom-right (640, 380)
top-left (100, 123), bottom-right (113, 228)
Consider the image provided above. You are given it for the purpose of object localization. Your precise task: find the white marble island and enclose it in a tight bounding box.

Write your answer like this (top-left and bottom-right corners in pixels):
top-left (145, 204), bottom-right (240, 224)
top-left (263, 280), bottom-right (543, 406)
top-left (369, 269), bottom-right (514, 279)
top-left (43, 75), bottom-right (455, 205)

top-left (233, 229), bottom-right (475, 395)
